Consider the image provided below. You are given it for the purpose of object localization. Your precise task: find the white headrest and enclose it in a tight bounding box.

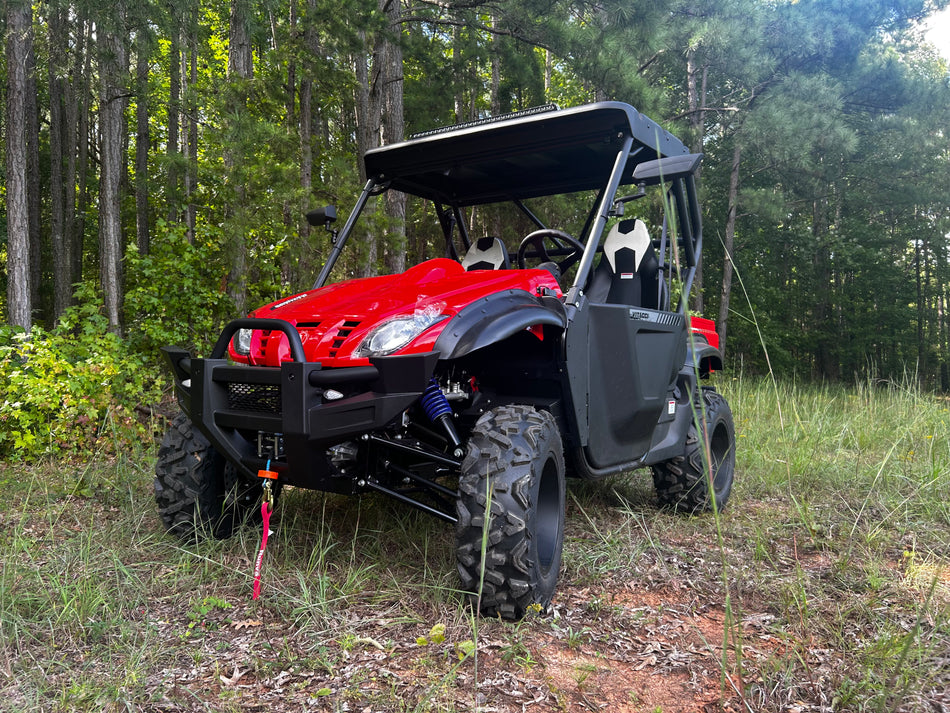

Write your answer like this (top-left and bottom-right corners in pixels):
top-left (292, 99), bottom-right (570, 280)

top-left (603, 219), bottom-right (651, 273)
top-left (461, 237), bottom-right (508, 270)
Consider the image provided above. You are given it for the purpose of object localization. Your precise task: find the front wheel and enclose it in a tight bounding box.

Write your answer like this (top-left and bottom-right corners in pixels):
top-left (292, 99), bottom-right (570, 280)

top-left (455, 405), bottom-right (566, 619)
top-left (154, 413), bottom-right (270, 541)
top-left (652, 388), bottom-right (736, 513)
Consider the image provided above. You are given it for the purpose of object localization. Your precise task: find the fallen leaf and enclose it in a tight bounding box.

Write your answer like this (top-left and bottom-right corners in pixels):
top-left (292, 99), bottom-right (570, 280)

top-left (232, 619), bottom-right (263, 630)
top-left (220, 666), bottom-right (245, 686)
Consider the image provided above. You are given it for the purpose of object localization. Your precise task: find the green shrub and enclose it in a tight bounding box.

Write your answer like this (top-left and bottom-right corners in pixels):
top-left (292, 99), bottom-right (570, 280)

top-left (124, 222), bottom-right (234, 357)
top-left (0, 297), bottom-right (162, 461)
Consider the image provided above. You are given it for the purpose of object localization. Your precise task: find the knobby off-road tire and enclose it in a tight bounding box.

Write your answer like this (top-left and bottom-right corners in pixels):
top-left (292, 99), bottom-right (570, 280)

top-left (154, 412), bottom-right (269, 541)
top-left (652, 388), bottom-right (736, 513)
top-left (456, 405), bottom-right (566, 619)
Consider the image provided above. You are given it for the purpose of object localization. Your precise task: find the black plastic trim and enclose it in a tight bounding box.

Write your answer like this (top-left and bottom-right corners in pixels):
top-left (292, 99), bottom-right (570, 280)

top-left (163, 348), bottom-right (440, 488)
top-left (211, 318), bottom-right (306, 361)
top-left (433, 290), bottom-right (566, 360)
top-left (688, 338), bottom-right (724, 378)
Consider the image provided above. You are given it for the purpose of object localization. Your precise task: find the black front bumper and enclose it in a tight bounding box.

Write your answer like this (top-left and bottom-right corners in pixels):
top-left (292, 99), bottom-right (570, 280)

top-left (161, 320), bottom-right (439, 490)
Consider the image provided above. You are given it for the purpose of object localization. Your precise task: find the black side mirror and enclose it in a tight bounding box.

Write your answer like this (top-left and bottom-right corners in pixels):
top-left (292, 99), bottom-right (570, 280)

top-left (306, 205), bottom-right (337, 228)
top-left (631, 153), bottom-right (703, 185)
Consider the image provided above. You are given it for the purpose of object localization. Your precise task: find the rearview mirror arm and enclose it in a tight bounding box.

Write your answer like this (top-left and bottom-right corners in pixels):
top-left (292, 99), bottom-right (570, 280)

top-left (312, 178), bottom-right (377, 289)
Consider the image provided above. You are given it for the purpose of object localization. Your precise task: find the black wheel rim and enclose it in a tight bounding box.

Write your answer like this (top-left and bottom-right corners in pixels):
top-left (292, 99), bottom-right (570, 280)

top-left (535, 456), bottom-right (562, 574)
top-left (709, 421), bottom-right (732, 495)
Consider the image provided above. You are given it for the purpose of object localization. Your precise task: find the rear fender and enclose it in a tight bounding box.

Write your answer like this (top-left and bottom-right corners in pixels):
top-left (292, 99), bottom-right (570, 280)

top-left (687, 336), bottom-right (723, 378)
top-left (433, 290), bottom-right (566, 360)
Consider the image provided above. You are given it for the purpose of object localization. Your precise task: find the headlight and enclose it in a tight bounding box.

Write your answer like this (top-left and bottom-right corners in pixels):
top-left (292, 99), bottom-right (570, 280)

top-left (355, 305), bottom-right (447, 358)
top-left (232, 328), bottom-right (253, 356)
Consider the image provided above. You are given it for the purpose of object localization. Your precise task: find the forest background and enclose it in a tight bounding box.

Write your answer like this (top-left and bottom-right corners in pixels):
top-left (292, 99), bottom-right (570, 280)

top-left (1, 0), bottom-right (949, 459)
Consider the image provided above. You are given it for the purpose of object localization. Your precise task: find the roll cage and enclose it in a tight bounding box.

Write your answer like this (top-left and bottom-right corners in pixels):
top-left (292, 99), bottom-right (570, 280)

top-left (312, 102), bottom-right (703, 316)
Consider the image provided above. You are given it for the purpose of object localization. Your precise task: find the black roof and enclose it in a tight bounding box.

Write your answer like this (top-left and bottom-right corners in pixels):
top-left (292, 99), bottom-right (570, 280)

top-left (362, 102), bottom-right (688, 206)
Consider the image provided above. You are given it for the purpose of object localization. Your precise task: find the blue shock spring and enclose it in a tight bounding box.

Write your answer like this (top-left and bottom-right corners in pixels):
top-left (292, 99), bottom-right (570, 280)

top-left (420, 378), bottom-right (452, 422)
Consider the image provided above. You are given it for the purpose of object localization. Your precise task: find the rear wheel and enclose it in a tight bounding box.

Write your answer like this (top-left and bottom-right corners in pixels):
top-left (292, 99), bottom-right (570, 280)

top-left (456, 405), bottom-right (566, 619)
top-left (154, 413), bottom-right (269, 541)
top-left (652, 388), bottom-right (735, 513)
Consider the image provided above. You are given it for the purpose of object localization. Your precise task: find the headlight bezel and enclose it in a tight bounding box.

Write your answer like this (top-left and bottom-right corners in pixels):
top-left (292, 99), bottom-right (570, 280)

top-left (232, 328), bottom-right (253, 356)
top-left (355, 307), bottom-right (447, 358)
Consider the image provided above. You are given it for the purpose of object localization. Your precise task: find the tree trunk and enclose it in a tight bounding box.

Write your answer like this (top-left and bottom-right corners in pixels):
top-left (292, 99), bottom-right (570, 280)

top-left (812, 200), bottom-right (838, 380)
top-left (5, 0), bottom-right (33, 329)
top-left (916, 234), bottom-right (925, 377)
top-left (49, 4), bottom-right (71, 319)
top-left (185, 31), bottom-right (199, 242)
top-left (453, 25), bottom-right (465, 122)
top-left (354, 35), bottom-right (378, 277)
top-left (73, 20), bottom-right (93, 288)
top-left (98, 8), bottom-right (130, 334)
top-left (135, 30), bottom-right (151, 255)
top-left (941, 283), bottom-right (949, 392)
top-left (167, 13), bottom-right (182, 223)
top-left (228, 0), bottom-right (253, 79)
top-left (922, 228), bottom-right (932, 382)
top-left (26, 34), bottom-right (42, 319)
top-left (686, 47), bottom-right (707, 315)
top-left (717, 140), bottom-right (742, 356)
top-left (490, 13), bottom-right (501, 115)
top-left (294, 0), bottom-right (320, 286)
top-left (380, 0), bottom-right (406, 275)
top-left (286, 0), bottom-right (297, 129)
top-left (225, 0), bottom-right (254, 315)
top-left (544, 49), bottom-right (552, 96)
top-left (354, 38), bottom-right (376, 183)
top-left (64, 14), bottom-right (86, 291)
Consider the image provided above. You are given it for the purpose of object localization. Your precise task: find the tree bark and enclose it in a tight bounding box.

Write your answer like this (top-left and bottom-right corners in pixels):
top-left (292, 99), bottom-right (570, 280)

top-left (167, 12), bottom-right (182, 223)
top-left (293, 0), bottom-right (320, 286)
top-left (281, 0), bottom-right (298, 238)
top-left (5, 0), bottom-right (33, 329)
top-left (228, 0), bottom-right (253, 79)
top-left (185, 28), bottom-right (199, 242)
top-left (354, 37), bottom-right (376, 184)
top-left (73, 20), bottom-right (93, 287)
top-left (812, 198), bottom-right (838, 380)
top-left (98, 7), bottom-right (130, 334)
top-left (64, 14), bottom-right (86, 291)
top-left (49, 3), bottom-right (71, 319)
top-left (354, 34), bottom-right (378, 277)
top-left (717, 140), bottom-right (742, 356)
top-left (135, 30), bottom-right (151, 255)
top-left (686, 47), bottom-right (707, 314)
top-left (26, 33), bottom-right (42, 319)
top-left (916, 233), bottom-right (925, 377)
top-left (225, 0), bottom-right (254, 315)
top-left (490, 13), bottom-right (501, 115)
top-left (380, 0), bottom-right (406, 275)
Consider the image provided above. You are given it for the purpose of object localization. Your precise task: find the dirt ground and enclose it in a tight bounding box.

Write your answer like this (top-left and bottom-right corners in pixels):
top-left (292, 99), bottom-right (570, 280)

top-left (139, 572), bottom-right (781, 712)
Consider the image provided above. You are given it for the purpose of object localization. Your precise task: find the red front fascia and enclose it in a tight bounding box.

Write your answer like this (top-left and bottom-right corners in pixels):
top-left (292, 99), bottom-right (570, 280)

top-left (230, 259), bottom-right (563, 366)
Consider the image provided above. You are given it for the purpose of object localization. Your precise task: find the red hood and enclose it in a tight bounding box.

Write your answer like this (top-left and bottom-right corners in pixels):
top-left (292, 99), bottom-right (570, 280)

top-left (235, 259), bottom-right (562, 366)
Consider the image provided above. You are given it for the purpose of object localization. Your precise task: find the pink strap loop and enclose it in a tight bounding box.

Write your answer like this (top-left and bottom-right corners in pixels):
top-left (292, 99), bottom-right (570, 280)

top-left (252, 502), bottom-right (272, 600)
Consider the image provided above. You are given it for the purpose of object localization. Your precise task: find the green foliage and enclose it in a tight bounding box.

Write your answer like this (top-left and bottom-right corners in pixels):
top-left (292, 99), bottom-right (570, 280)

top-left (3, 0), bottom-right (950, 389)
top-left (124, 222), bottom-right (233, 356)
top-left (0, 290), bottom-right (162, 461)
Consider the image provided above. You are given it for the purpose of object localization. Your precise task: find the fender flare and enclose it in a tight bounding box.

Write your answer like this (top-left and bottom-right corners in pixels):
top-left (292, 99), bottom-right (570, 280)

top-left (434, 289), bottom-right (567, 360)
top-left (687, 336), bottom-right (723, 378)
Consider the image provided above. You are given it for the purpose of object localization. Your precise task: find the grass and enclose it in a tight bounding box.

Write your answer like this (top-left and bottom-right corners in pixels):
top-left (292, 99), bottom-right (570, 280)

top-left (1, 376), bottom-right (949, 711)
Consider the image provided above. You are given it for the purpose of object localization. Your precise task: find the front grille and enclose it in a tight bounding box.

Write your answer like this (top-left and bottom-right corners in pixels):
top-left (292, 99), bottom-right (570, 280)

top-left (228, 382), bottom-right (282, 414)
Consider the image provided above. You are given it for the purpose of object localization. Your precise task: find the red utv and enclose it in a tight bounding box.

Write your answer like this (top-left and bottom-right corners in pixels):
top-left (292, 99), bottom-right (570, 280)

top-left (156, 102), bottom-right (735, 619)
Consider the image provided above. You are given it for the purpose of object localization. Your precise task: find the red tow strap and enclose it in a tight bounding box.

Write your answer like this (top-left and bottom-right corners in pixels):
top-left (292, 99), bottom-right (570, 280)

top-left (252, 466), bottom-right (277, 600)
top-left (252, 500), bottom-right (272, 600)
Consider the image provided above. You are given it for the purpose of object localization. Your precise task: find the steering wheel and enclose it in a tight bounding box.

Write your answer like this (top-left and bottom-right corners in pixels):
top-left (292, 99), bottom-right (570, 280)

top-left (516, 229), bottom-right (587, 272)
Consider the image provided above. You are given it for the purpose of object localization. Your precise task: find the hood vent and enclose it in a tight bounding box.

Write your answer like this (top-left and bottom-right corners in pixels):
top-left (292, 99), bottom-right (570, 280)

top-left (329, 320), bottom-right (361, 357)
